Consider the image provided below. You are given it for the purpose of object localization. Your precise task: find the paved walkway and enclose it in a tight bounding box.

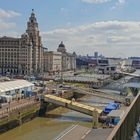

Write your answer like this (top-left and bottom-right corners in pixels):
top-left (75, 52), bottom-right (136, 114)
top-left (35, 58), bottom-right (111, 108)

top-left (84, 128), bottom-right (113, 140)
top-left (55, 125), bottom-right (91, 140)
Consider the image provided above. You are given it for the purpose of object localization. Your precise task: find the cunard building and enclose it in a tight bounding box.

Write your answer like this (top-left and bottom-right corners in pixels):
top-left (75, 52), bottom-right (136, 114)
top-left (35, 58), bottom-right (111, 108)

top-left (0, 10), bottom-right (43, 75)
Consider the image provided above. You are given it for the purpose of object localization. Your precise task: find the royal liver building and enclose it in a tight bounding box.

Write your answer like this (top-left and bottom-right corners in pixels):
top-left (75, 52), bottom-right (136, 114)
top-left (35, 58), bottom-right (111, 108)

top-left (0, 10), bottom-right (43, 75)
top-left (0, 10), bottom-right (76, 76)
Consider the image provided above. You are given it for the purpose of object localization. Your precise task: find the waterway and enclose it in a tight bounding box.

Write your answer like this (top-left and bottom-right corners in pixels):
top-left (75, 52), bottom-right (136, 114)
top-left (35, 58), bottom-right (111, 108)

top-left (2, 69), bottom-right (139, 140)
top-left (0, 95), bottom-right (111, 140)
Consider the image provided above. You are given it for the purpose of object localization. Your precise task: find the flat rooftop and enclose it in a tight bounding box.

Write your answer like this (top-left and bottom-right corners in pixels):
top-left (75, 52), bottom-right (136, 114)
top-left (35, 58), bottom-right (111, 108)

top-left (0, 79), bottom-right (34, 93)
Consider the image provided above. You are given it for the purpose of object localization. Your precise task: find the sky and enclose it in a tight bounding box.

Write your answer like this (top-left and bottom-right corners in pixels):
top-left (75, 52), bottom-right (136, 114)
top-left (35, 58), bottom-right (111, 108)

top-left (0, 0), bottom-right (140, 57)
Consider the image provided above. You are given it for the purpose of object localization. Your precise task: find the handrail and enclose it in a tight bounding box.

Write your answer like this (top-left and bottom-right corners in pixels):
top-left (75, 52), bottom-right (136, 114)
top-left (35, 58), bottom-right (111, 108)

top-left (107, 92), bottom-right (140, 140)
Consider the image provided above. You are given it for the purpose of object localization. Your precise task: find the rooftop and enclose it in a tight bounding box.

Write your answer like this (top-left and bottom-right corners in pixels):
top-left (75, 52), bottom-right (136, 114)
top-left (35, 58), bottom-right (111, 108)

top-left (0, 80), bottom-right (34, 93)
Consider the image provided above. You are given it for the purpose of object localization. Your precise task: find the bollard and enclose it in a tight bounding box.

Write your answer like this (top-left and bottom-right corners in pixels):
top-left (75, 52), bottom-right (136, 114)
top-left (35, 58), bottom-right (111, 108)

top-left (92, 109), bottom-right (99, 128)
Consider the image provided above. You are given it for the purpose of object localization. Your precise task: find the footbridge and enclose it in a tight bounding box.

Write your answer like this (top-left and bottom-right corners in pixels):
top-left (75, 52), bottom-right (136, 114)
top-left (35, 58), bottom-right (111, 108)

top-left (44, 94), bottom-right (102, 124)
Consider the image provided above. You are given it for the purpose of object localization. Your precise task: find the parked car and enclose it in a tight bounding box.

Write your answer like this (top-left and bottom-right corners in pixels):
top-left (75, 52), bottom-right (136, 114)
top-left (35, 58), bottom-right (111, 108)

top-left (103, 102), bottom-right (121, 114)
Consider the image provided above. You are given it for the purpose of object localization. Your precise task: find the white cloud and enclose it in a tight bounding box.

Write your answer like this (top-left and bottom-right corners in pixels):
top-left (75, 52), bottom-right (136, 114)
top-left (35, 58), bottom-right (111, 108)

top-left (0, 9), bottom-right (21, 31)
top-left (41, 21), bottom-right (140, 57)
top-left (0, 8), bottom-right (21, 19)
top-left (111, 0), bottom-right (125, 10)
top-left (81, 0), bottom-right (111, 4)
top-left (81, 0), bottom-right (125, 4)
top-left (118, 0), bottom-right (125, 4)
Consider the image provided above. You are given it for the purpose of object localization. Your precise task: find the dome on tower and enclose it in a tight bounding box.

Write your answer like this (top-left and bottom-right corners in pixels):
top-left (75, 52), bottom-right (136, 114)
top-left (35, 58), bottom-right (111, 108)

top-left (73, 51), bottom-right (77, 56)
top-left (29, 9), bottom-right (37, 23)
top-left (58, 41), bottom-right (65, 48)
top-left (57, 41), bottom-right (66, 53)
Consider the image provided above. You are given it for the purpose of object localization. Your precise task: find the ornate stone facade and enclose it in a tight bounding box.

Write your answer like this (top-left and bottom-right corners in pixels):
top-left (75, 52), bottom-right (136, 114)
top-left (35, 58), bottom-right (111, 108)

top-left (0, 10), bottom-right (43, 75)
top-left (57, 41), bottom-right (76, 71)
top-left (0, 10), bottom-right (76, 76)
top-left (43, 50), bottom-right (62, 74)
top-left (26, 9), bottom-right (43, 74)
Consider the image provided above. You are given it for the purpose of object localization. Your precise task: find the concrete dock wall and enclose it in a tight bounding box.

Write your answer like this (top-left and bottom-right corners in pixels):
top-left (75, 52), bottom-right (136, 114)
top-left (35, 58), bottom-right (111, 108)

top-left (107, 92), bottom-right (140, 140)
top-left (0, 102), bottom-right (40, 133)
top-left (0, 91), bottom-right (85, 133)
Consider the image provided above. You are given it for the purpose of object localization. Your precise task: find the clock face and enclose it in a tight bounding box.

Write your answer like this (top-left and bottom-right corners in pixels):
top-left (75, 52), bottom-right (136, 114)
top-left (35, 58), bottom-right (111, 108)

top-left (29, 24), bottom-right (38, 31)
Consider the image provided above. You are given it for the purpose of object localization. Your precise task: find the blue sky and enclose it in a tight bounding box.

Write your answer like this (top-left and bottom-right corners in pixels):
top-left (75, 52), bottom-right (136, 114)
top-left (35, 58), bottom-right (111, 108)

top-left (0, 0), bottom-right (140, 57)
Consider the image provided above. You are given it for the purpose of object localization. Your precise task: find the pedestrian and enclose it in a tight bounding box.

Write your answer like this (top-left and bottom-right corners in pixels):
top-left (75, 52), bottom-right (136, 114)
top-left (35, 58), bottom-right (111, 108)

top-left (71, 97), bottom-right (75, 104)
top-left (8, 101), bottom-right (10, 110)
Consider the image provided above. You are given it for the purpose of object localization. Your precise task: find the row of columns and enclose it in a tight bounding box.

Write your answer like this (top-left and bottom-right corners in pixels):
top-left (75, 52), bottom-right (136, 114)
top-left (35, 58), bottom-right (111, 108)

top-left (0, 68), bottom-right (28, 75)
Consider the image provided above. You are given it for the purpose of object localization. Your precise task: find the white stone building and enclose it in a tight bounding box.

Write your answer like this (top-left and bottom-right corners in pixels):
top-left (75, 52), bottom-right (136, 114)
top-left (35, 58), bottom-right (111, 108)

top-left (0, 10), bottom-right (76, 76)
top-left (44, 50), bottom-right (62, 74)
top-left (0, 10), bottom-right (43, 75)
top-left (57, 41), bottom-right (76, 71)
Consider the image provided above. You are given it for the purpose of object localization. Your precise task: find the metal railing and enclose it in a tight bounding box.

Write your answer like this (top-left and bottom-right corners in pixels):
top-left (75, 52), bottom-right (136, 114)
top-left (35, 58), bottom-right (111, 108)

top-left (107, 92), bottom-right (140, 140)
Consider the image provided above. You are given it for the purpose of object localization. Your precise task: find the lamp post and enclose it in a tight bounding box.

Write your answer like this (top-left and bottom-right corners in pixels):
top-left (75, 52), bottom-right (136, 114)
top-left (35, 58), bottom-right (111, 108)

top-left (8, 101), bottom-right (10, 112)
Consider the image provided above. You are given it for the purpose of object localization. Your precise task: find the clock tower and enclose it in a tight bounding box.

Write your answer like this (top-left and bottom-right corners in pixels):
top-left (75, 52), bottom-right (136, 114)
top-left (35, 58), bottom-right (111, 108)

top-left (26, 9), bottom-right (43, 75)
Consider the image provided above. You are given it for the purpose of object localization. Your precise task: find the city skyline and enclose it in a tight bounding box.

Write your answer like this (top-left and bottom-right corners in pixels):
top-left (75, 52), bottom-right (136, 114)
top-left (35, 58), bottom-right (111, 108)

top-left (0, 0), bottom-right (140, 57)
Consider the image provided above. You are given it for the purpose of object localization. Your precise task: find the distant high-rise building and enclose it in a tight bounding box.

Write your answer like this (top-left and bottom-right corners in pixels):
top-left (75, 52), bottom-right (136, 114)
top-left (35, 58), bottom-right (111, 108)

top-left (94, 52), bottom-right (98, 58)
